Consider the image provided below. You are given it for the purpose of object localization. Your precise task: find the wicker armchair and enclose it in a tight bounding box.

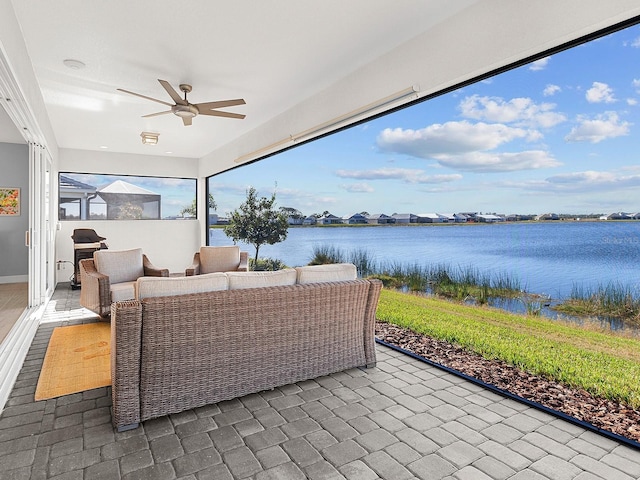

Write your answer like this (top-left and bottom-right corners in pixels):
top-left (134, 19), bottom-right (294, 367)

top-left (185, 246), bottom-right (249, 276)
top-left (79, 248), bottom-right (168, 318)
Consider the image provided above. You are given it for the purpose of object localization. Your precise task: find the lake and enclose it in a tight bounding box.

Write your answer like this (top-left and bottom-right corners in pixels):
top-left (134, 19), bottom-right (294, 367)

top-left (210, 220), bottom-right (640, 301)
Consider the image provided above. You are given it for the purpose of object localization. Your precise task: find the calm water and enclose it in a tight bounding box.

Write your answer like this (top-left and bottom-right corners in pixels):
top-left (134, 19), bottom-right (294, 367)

top-left (210, 221), bottom-right (640, 300)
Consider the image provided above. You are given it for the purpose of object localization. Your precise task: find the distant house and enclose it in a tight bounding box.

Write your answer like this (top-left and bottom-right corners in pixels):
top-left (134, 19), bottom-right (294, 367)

top-left (214, 216), bottom-right (230, 225)
top-left (317, 214), bottom-right (342, 225)
top-left (607, 212), bottom-right (633, 220)
top-left (287, 216), bottom-right (304, 225)
top-left (459, 212), bottom-right (478, 222)
top-left (453, 213), bottom-right (468, 223)
top-left (343, 213), bottom-right (368, 224)
top-left (417, 213), bottom-right (444, 223)
top-left (59, 175), bottom-right (98, 220)
top-left (476, 214), bottom-right (504, 223)
top-left (536, 213), bottom-right (559, 221)
top-left (505, 214), bottom-right (534, 222)
top-left (392, 213), bottom-right (417, 224)
top-left (438, 213), bottom-right (455, 222)
top-left (303, 216), bottom-right (317, 225)
top-left (366, 213), bottom-right (395, 224)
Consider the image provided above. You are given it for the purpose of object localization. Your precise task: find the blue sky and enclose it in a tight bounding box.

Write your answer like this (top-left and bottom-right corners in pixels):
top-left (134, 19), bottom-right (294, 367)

top-left (212, 24), bottom-right (640, 218)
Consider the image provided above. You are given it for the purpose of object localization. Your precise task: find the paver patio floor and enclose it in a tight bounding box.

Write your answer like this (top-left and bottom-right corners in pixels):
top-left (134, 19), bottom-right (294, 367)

top-left (1, 283), bottom-right (639, 479)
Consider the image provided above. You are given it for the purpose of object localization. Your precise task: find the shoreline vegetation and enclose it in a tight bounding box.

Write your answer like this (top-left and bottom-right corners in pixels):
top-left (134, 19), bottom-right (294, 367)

top-left (308, 245), bottom-right (640, 327)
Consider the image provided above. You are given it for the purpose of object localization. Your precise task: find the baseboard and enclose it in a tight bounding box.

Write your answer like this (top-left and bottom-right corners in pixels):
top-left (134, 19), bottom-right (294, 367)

top-left (0, 275), bottom-right (28, 284)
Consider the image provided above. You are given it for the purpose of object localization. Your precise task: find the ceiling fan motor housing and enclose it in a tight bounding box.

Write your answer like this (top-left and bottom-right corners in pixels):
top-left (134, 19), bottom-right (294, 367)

top-left (173, 104), bottom-right (198, 118)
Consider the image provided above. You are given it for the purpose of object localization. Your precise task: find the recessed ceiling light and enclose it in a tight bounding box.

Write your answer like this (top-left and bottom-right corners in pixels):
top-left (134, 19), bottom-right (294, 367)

top-left (99, 145), bottom-right (108, 149)
top-left (63, 59), bottom-right (86, 70)
top-left (164, 151), bottom-right (173, 154)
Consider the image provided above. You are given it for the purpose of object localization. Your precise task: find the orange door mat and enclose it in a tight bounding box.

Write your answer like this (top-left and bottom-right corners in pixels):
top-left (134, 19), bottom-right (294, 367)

top-left (35, 323), bottom-right (111, 401)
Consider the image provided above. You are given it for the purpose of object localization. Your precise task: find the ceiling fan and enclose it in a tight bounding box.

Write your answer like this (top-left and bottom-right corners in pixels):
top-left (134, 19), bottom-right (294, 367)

top-left (117, 79), bottom-right (245, 126)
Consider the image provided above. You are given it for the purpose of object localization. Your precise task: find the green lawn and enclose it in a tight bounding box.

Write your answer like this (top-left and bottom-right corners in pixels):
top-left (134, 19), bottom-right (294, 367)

top-left (376, 289), bottom-right (640, 409)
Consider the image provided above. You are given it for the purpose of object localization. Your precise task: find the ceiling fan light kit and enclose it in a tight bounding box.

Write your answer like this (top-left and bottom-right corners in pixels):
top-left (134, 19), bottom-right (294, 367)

top-left (118, 80), bottom-right (246, 126)
top-left (140, 131), bottom-right (159, 145)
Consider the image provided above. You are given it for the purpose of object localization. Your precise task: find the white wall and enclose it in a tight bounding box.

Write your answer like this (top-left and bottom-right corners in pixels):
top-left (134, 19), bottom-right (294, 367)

top-left (56, 149), bottom-right (202, 280)
top-left (0, 142), bottom-right (28, 283)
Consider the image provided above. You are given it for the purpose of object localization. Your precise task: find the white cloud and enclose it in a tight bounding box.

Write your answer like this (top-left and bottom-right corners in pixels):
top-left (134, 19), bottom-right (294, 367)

top-left (529, 57), bottom-right (549, 71)
top-left (564, 112), bottom-right (630, 143)
top-left (630, 37), bottom-right (640, 48)
top-left (628, 98), bottom-right (638, 106)
top-left (335, 168), bottom-right (462, 184)
top-left (585, 82), bottom-right (616, 103)
top-left (459, 95), bottom-right (566, 127)
top-left (435, 150), bottom-right (561, 173)
top-left (546, 170), bottom-right (616, 184)
top-left (545, 170), bottom-right (640, 192)
top-left (543, 84), bottom-right (561, 97)
top-left (340, 182), bottom-right (374, 193)
top-left (377, 121), bottom-right (537, 158)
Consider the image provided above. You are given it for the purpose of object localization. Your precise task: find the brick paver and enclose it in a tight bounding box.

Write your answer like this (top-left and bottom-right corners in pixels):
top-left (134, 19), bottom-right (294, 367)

top-left (0, 283), bottom-right (639, 479)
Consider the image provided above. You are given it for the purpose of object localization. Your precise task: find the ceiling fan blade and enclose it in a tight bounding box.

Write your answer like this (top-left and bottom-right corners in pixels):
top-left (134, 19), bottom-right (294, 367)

top-left (117, 88), bottom-right (173, 107)
top-left (158, 79), bottom-right (187, 105)
top-left (198, 110), bottom-right (246, 120)
top-left (142, 110), bottom-right (173, 118)
top-left (182, 116), bottom-right (193, 126)
top-left (195, 99), bottom-right (246, 110)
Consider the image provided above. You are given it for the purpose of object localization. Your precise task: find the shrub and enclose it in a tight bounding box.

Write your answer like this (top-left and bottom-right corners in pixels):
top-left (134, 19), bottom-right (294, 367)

top-left (250, 257), bottom-right (288, 271)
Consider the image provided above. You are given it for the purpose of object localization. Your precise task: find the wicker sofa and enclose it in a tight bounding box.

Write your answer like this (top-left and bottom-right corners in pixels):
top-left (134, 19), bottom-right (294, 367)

top-left (110, 263), bottom-right (382, 431)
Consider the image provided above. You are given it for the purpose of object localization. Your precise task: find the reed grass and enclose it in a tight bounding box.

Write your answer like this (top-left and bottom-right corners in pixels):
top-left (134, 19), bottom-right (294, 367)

top-left (555, 282), bottom-right (640, 322)
top-left (309, 245), bottom-right (522, 300)
top-left (377, 289), bottom-right (640, 408)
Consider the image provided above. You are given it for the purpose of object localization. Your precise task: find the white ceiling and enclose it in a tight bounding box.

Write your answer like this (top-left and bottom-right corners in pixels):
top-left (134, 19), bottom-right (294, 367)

top-left (9, 0), bottom-right (475, 159)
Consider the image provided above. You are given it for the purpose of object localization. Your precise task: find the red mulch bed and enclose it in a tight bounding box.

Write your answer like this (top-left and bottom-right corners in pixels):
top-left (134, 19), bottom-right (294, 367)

top-left (375, 321), bottom-right (640, 444)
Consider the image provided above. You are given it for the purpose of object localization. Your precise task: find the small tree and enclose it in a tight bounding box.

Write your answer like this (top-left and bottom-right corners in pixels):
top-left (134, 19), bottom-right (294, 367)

top-left (224, 187), bottom-right (289, 264)
top-left (180, 193), bottom-right (217, 217)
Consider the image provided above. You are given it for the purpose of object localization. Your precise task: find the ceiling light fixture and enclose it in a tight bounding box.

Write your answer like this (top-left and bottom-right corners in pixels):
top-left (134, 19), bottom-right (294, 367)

top-left (140, 131), bottom-right (159, 145)
top-left (63, 59), bottom-right (86, 70)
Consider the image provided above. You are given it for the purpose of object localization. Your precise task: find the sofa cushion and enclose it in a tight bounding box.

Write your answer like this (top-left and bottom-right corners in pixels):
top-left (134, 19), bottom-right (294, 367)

top-left (295, 263), bottom-right (357, 284)
top-left (110, 281), bottom-right (137, 302)
top-left (136, 273), bottom-right (228, 299)
top-left (200, 246), bottom-right (240, 274)
top-left (227, 269), bottom-right (297, 290)
top-left (94, 248), bottom-right (144, 284)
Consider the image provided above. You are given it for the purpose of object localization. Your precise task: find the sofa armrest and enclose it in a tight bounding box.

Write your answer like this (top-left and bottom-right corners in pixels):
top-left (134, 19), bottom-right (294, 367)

top-left (185, 252), bottom-right (201, 276)
top-left (142, 254), bottom-right (169, 277)
top-left (111, 300), bottom-right (143, 431)
top-left (364, 279), bottom-right (383, 368)
top-left (238, 251), bottom-right (249, 272)
top-left (79, 259), bottom-right (111, 318)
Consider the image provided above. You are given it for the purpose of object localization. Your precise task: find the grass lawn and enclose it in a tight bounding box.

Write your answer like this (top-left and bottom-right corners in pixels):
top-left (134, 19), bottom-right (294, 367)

top-left (376, 288), bottom-right (640, 409)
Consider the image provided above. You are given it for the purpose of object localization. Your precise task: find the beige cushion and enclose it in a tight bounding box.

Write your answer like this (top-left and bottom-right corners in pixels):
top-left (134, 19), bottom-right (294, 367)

top-left (94, 248), bottom-right (144, 284)
top-left (110, 281), bottom-right (137, 302)
top-left (227, 269), bottom-right (297, 290)
top-left (295, 263), bottom-right (357, 284)
top-left (136, 273), bottom-right (228, 299)
top-left (199, 246), bottom-right (240, 274)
